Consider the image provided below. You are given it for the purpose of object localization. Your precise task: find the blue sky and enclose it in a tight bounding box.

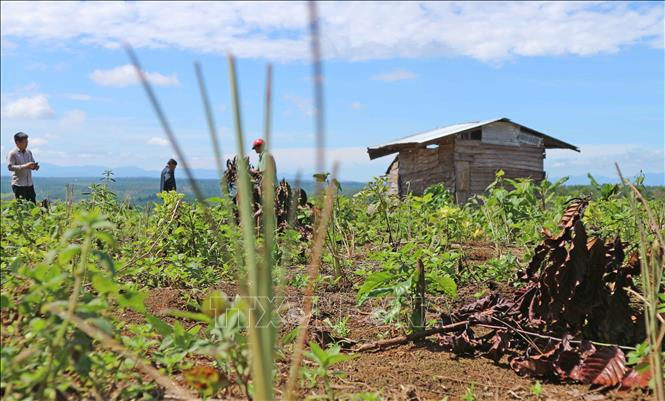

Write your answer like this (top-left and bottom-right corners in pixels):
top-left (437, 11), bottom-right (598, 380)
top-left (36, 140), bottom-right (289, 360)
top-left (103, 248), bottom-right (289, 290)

top-left (1, 1), bottom-right (663, 182)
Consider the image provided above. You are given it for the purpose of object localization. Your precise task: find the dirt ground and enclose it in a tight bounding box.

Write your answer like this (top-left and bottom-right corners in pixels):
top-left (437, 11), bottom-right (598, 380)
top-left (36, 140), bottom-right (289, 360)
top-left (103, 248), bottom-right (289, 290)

top-left (115, 242), bottom-right (654, 401)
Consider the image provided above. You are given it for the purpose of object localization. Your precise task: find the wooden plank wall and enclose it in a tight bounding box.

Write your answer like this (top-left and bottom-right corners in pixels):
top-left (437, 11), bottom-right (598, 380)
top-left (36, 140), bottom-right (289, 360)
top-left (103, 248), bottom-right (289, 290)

top-left (397, 137), bottom-right (454, 195)
top-left (385, 157), bottom-right (400, 196)
top-left (455, 139), bottom-right (545, 194)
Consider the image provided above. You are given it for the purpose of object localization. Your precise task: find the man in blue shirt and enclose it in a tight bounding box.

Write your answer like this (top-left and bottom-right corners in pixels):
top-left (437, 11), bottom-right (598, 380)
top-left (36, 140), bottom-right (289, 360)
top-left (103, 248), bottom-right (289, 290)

top-left (160, 159), bottom-right (177, 192)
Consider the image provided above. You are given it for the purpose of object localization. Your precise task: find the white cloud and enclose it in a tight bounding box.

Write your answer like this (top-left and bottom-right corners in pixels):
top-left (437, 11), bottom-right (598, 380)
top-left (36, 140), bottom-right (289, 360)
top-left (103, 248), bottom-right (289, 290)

top-left (0, 2), bottom-right (662, 63)
top-left (283, 94), bottom-right (315, 117)
top-left (25, 61), bottom-right (66, 72)
top-left (1, 94), bottom-right (54, 119)
top-left (59, 109), bottom-right (87, 126)
top-left (1, 38), bottom-right (16, 51)
top-left (546, 144), bottom-right (664, 178)
top-left (147, 136), bottom-right (169, 146)
top-left (14, 82), bottom-right (40, 94)
top-left (350, 102), bottom-right (365, 110)
top-left (30, 137), bottom-right (48, 146)
top-left (372, 69), bottom-right (418, 82)
top-left (66, 93), bottom-right (94, 101)
top-left (90, 64), bottom-right (179, 87)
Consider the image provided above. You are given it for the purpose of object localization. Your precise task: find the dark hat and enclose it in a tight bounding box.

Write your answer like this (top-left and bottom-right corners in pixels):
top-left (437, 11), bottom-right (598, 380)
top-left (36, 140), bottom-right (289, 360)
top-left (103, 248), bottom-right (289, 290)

top-left (14, 132), bottom-right (29, 142)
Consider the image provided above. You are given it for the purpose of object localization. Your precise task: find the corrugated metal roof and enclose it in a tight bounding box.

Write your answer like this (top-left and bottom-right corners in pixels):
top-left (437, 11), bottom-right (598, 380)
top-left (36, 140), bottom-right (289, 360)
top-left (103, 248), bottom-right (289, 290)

top-left (372, 118), bottom-right (501, 148)
top-left (367, 117), bottom-right (578, 160)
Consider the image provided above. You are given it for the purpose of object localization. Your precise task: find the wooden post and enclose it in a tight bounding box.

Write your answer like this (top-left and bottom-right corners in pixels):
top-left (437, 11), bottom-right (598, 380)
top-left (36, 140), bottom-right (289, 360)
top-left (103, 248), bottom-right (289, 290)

top-left (413, 258), bottom-right (426, 333)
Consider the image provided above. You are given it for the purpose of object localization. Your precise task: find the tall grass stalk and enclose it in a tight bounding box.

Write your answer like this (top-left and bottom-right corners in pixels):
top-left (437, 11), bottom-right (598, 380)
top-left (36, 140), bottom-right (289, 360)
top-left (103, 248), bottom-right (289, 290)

top-left (261, 64), bottom-right (277, 353)
top-left (194, 62), bottom-right (226, 195)
top-left (616, 164), bottom-right (664, 400)
top-left (228, 53), bottom-right (274, 401)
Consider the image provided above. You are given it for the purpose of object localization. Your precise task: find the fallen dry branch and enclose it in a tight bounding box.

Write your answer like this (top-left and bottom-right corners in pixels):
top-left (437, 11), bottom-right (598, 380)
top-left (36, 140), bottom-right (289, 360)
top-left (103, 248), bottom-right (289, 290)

top-left (353, 321), bottom-right (468, 352)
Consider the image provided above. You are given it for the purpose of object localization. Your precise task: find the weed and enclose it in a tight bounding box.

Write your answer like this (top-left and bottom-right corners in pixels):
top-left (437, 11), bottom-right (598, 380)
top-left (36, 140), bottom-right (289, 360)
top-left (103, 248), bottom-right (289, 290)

top-left (530, 380), bottom-right (543, 400)
top-left (304, 342), bottom-right (355, 401)
top-left (462, 384), bottom-right (476, 401)
top-left (323, 316), bottom-right (351, 339)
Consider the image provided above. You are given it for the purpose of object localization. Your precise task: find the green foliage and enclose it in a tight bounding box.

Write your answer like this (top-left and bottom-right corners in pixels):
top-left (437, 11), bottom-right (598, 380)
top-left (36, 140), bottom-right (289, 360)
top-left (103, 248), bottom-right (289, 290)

top-left (304, 342), bottom-right (355, 401)
top-left (531, 380), bottom-right (543, 401)
top-left (463, 253), bottom-right (521, 284)
top-left (323, 316), bottom-right (351, 339)
top-left (0, 210), bottom-right (157, 400)
top-left (462, 384), bottom-right (476, 401)
top-left (469, 170), bottom-right (567, 248)
top-left (357, 246), bottom-right (457, 329)
top-left (1, 167), bottom-right (663, 400)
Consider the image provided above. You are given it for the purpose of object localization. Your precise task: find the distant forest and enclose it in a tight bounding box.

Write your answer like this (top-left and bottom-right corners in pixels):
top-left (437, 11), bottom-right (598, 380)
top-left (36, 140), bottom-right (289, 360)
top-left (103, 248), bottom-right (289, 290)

top-left (0, 176), bottom-right (367, 204)
top-left (2, 176), bottom-right (663, 205)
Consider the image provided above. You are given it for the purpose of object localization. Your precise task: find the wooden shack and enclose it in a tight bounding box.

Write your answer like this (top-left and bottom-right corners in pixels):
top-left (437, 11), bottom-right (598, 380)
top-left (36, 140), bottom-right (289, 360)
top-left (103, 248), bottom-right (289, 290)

top-left (367, 118), bottom-right (579, 203)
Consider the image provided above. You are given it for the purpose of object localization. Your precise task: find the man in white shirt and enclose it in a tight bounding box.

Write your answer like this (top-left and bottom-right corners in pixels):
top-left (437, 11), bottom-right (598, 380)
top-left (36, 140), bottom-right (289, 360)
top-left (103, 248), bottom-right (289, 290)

top-left (6, 132), bottom-right (39, 203)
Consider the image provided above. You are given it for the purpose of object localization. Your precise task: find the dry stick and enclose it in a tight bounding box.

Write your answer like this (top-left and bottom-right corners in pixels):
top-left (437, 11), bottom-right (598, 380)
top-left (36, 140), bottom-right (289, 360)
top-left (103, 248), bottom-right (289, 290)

top-left (476, 323), bottom-right (637, 351)
top-left (284, 170), bottom-right (339, 401)
top-left (490, 316), bottom-right (542, 354)
top-left (414, 258), bottom-right (426, 332)
top-left (353, 321), bottom-right (637, 353)
top-left (45, 304), bottom-right (199, 401)
top-left (352, 321), bottom-right (469, 352)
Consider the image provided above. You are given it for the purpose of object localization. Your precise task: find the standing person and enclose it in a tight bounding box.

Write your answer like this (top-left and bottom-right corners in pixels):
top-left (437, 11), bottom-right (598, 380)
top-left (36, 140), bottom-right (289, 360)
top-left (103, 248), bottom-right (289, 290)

top-left (6, 132), bottom-right (39, 203)
top-left (250, 138), bottom-right (278, 186)
top-left (160, 159), bottom-right (177, 192)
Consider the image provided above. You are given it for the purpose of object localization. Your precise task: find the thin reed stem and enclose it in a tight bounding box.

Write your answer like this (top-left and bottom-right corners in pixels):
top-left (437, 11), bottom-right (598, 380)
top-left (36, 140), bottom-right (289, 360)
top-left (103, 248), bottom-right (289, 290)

top-left (261, 63), bottom-right (277, 358)
top-left (284, 167), bottom-right (339, 400)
